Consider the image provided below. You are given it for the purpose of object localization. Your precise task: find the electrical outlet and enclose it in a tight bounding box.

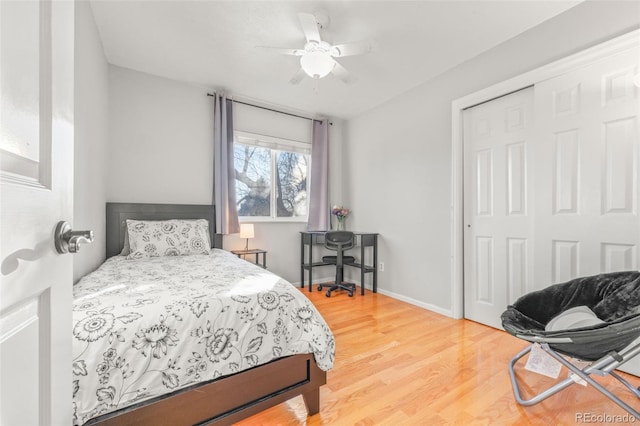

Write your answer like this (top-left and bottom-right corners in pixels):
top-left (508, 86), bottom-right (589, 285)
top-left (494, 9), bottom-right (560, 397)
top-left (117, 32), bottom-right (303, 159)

top-left (379, 262), bottom-right (384, 272)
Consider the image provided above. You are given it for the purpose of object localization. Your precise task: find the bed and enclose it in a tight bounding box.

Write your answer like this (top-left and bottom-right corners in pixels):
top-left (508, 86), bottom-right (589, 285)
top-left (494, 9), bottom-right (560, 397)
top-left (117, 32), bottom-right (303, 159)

top-left (72, 203), bottom-right (334, 425)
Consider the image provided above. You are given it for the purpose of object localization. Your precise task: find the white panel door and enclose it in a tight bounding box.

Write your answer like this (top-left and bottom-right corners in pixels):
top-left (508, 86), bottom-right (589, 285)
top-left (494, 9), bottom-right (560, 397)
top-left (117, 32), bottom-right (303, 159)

top-left (534, 48), bottom-right (639, 375)
top-left (0, 1), bottom-right (74, 424)
top-left (534, 48), bottom-right (639, 282)
top-left (464, 47), bottom-right (639, 375)
top-left (463, 87), bottom-right (534, 329)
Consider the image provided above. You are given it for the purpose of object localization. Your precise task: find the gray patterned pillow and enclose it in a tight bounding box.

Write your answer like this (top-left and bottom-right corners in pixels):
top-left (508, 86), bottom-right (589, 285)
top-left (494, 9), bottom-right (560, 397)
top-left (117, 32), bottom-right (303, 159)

top-left (126, 219), bottom-right (211, 260)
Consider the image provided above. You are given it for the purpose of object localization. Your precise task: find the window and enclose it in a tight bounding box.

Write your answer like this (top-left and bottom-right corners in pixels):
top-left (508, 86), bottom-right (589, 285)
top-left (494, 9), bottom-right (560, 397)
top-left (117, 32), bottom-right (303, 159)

top-left (234, 131), bottom-right (310, 220)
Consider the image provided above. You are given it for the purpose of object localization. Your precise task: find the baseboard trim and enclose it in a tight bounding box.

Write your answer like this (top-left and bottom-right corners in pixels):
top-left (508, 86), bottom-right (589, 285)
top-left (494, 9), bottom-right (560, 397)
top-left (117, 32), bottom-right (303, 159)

top-left (293, 277), bottom-right (455, 319)
top-left (376, 289), bottom-right (454, 318)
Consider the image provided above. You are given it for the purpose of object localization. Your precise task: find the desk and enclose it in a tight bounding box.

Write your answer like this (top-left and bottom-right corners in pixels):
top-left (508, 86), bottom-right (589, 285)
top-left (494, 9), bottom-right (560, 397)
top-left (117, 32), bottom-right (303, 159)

top-left (231, 248), bottom-right (267, 269)
top-left (300, 231), bottom-right (378, 295)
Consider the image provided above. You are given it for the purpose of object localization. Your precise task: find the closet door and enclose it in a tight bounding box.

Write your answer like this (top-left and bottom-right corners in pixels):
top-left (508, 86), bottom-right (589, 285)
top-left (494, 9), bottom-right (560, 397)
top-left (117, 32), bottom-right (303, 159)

top-left (533, 48), bottom-right (639, 374)
top-left (464, 47), bottom-right (639, 334)
top-left (464, 47), bottom-right (639, 374)
top-left (533, 48), bottom-right (639, 284)
top-left (463, 87), bottom-right (534, 329)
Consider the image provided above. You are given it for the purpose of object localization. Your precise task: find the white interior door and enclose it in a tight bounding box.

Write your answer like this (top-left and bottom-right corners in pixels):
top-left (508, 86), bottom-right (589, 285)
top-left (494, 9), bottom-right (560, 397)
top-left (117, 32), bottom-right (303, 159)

top-left (0, 1), bottom-right (75, 424)
top-left (463, 87), bottom-right (534, 329)
top-left (464, 47), bottom-right (639, 375)
top-left (533, 48), bottom-right (639, 283)
top-left (533, 48), bottom-right (639, 375)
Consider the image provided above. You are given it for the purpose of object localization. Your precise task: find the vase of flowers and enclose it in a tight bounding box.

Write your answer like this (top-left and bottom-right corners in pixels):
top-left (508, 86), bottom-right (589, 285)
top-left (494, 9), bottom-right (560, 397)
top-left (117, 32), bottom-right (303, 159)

top-left (331, 205), bottom-right (350, 230)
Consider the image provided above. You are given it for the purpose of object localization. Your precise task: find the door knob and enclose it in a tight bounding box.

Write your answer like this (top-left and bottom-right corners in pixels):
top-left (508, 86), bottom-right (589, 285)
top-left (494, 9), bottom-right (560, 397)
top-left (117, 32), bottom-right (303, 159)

top-left (54, 221), bottom-right (94, 254)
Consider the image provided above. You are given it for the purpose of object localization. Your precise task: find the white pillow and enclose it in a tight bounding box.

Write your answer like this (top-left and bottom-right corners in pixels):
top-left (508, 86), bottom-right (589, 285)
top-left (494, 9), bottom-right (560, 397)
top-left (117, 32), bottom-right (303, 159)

top-left (126, 219), bottom-right (211, 260)
top-left (545, 306), bottom-right (605, 331)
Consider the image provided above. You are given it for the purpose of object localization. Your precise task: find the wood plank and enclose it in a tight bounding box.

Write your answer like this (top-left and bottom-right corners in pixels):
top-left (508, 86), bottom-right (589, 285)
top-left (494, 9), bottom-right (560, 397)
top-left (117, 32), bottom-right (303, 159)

top-left (237, 288), bottom-right (639, 425)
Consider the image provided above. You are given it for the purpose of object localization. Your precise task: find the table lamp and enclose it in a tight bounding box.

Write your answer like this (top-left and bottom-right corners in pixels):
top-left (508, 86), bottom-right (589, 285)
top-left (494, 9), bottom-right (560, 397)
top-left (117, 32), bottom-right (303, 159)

top-left (239, 223), bottom-right (254, 251)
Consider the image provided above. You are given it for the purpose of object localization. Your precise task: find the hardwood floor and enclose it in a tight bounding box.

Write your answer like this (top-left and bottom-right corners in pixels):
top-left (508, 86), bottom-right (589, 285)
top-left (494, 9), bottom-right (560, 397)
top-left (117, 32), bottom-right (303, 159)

top-left (237, 288), bottom-right (639, 425)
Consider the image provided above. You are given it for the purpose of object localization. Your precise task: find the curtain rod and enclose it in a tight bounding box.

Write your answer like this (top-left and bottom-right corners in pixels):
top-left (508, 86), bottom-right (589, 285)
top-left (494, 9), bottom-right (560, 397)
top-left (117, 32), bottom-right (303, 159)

top-left (207, 93), bottom-right (332, 125)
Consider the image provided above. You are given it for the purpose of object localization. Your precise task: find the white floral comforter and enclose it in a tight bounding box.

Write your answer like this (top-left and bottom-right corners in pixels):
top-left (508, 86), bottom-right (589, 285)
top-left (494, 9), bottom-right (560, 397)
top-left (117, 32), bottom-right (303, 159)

top-left (72, 249), bottom-right (335, 425)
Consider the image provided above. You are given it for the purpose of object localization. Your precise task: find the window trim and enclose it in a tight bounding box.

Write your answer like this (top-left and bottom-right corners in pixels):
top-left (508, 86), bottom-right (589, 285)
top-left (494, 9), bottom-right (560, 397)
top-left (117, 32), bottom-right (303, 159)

top-left (235, 131), bottom-right (311, 155)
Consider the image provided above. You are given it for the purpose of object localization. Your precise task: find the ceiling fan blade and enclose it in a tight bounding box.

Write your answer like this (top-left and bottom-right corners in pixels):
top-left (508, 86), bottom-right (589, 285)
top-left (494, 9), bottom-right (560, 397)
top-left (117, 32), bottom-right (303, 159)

top-left (298, 12), bottom-right (321, 43)
top-left (330, 40), bottom-right (373, 57)
top-left (289, 68), bottom-right (306, 85)
top-left (331, 60), bottom-right (356, 84)
top-left (256, 46), bottom-right (304, 56)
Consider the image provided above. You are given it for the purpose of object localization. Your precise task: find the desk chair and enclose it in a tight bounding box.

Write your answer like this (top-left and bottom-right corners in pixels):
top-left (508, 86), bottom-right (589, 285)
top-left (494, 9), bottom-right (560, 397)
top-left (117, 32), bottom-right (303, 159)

top-left (318, 231), bottom-right (357, 297)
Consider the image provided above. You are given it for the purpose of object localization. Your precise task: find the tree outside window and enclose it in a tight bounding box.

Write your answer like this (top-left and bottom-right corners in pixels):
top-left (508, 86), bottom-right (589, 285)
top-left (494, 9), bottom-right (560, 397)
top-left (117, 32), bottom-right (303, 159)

top-left (234, 132), bottom-right (309, 220)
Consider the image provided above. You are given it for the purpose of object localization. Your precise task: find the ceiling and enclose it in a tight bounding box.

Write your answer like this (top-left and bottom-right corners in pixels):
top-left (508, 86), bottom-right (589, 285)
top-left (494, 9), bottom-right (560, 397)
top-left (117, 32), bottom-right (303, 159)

top-left (89, 0), bottom-right (583, 119)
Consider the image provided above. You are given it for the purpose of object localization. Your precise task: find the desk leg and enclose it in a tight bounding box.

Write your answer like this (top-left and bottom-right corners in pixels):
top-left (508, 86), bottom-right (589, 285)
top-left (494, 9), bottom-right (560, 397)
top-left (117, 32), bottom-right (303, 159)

top-left (373, 235), bottom-right (378, 293)
top-left (300, 236), bottom-right (305, 289)
top-left (307, 239), bottom-right (313, 292)
top-left (360, 242), bottom-right (365, 295)
top-left (263, 252), bottom-right (267, 269)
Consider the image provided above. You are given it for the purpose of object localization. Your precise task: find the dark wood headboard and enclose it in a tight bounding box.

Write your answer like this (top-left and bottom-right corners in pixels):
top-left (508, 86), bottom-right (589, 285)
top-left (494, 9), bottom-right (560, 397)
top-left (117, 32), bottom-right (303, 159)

top-left (105, 203), bottom-right (223, 258)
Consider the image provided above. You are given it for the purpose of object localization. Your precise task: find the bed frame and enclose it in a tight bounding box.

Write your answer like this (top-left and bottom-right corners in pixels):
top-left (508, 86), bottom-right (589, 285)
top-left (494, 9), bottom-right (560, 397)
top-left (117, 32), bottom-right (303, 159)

top-left (89, 203), bottom-right (327, 425)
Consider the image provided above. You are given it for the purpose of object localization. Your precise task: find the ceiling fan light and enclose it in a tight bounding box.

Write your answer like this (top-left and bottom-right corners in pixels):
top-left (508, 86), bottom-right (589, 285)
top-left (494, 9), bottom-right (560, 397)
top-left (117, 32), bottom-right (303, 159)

top-left (300, 51), bottom-right (335, 79)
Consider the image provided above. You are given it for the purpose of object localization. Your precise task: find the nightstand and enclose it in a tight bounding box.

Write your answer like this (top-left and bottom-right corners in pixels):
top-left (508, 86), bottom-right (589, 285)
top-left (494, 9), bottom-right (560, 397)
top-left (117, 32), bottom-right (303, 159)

top-left (231, 248), bottom-right (267, 269)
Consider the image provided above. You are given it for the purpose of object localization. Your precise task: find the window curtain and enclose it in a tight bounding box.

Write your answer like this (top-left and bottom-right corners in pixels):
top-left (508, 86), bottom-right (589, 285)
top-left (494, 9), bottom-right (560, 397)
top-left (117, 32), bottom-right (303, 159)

top-left (307, 119), bottom-right (330, 230)
top-left (213, 94), bottom-right (240, 235)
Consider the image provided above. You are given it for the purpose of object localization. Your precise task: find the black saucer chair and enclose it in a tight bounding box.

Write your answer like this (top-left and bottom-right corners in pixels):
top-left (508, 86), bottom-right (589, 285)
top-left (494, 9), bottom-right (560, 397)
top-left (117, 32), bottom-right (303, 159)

top-left (318, 231), bottom-right (356, 297)
top-left (501, 271), bottom-right (640, 418)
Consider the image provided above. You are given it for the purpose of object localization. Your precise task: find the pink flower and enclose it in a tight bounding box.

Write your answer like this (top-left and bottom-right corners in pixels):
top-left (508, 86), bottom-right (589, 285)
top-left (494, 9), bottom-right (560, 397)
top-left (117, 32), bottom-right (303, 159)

top-left (331, 205), bottom-right (350, 218)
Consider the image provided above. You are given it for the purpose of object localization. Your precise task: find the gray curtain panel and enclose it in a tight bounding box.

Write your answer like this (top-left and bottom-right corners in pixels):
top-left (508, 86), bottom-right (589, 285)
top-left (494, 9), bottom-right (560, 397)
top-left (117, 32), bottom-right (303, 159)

top-left (307, 119), bottom-right (330, 231)
top-left (214, 94), bottom-right (240, 235)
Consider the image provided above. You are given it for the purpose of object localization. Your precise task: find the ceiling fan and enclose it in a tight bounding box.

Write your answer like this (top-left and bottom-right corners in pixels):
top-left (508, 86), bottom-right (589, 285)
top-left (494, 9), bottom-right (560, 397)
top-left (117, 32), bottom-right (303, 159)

top-left (259, 11), bottom-right (373, 85)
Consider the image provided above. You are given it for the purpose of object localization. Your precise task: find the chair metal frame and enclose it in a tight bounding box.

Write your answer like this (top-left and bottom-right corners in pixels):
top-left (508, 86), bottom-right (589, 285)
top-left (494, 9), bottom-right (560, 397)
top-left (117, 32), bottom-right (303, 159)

top-left (509, 339), bottom-right (640, 419)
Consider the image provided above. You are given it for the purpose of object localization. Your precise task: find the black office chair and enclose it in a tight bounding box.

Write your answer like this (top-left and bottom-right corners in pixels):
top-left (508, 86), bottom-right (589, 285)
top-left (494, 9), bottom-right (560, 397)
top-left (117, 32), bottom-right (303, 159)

top-left (318, 231), bottom-right (357, 297)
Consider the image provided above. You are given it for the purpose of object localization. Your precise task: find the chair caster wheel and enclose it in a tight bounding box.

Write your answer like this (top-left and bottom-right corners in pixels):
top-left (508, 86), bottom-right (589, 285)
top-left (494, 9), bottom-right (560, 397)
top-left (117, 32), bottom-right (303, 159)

top-left (326, 291), bottom-right (331, 297)
top-left (317, 285), bottom-right (323, 291)
top-left (348, 292), bottom-right (354, 297)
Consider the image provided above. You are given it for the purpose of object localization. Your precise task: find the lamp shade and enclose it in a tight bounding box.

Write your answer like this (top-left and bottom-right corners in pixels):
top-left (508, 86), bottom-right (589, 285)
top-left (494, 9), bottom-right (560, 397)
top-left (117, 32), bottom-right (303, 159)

top-left (239, 223), bottom-right (254, 239)
top-left (300, 52), bottom-right (335, 79)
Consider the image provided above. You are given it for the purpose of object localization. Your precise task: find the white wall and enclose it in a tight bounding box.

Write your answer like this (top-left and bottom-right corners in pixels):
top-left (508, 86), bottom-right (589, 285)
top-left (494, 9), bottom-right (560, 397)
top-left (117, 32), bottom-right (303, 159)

top-left (107, 66), bottom-right (214, 204)
top-left (346, 0), bottom-right (640, 314)
top-left (73, 1), bottom-right (109, 282)
top-left (107, 67), bottom-right (345, 283)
